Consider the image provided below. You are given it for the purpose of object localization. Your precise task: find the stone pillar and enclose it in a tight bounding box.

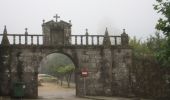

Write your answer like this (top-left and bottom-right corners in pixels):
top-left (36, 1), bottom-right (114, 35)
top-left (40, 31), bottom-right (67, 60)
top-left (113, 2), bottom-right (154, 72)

top-left (0, 26), bottom-right (11, 95)
top-left (100, 48), bottom-right (112, 96)
top-left (85, 29), bottom-right (89, 45)
top-left (0, 47), bottom-right (11, 95)
top-left (1, 26), bottom-right (10, 45)
top-left (103, 28), bottom-right (111, 47)
top-left (25, 28), bottom-right (28, 45)
top-left (121, 29), bottom-right (129, 46)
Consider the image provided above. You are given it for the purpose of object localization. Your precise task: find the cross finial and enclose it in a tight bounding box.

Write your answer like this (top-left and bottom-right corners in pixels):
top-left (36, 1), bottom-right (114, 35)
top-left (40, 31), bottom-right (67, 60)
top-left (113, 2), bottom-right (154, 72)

top-left (53, 14), bottom-right (60, 22)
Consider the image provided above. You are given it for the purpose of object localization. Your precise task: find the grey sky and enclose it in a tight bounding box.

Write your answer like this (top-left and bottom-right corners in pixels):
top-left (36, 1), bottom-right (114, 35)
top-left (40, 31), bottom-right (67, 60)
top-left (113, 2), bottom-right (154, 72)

top-left (0, 0), bottom-right (160, 39)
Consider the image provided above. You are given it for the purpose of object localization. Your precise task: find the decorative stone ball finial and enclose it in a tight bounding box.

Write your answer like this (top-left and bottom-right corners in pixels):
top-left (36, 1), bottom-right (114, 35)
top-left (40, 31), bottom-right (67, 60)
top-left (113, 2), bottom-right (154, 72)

top-left (25, 28), bottom-right (28, 35)
top-left (69, 20), bottom-right (71, 24)
top-left (85, 28), bottom-right (88, 35)
top-left (123, 29), bottom-right (126, 34)
top-left (42, 19), bottom-right (45, 24)
top-left (86, 28), bottom-right (88, 33)
top-left (25, 28), bottom-right (28, 32)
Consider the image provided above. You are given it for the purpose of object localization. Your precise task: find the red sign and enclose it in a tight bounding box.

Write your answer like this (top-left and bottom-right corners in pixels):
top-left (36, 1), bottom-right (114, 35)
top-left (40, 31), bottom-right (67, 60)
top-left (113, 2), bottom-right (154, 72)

top-left (81, 67), bottom-right (88, 77)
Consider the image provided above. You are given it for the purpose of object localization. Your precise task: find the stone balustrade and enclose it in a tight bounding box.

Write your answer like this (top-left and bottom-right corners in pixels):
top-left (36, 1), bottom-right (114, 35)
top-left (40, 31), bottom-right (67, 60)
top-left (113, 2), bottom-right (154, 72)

top-left (0, 34), bottom-right (128, 46)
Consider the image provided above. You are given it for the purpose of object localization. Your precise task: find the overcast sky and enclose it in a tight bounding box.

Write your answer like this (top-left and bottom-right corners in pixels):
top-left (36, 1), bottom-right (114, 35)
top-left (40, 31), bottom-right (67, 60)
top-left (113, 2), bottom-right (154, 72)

top-left (0, 0), bottom-right (160, 39)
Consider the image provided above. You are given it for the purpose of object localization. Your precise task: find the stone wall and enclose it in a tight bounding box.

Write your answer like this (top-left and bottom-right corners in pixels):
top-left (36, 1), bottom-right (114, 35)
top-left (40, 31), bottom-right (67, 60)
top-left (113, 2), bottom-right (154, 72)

top-left (0, 47), bottom-right (11, 96)
top-left (75, 48), bottom-right (113, 96)
top-left (0, 46), bottom-right (132, 98)
top-left (9, 47), bottom-right (42, 98)
top-left (74, 47), bottom-right (132, 97)
top-left (111, 48), bottom-right (132, 96)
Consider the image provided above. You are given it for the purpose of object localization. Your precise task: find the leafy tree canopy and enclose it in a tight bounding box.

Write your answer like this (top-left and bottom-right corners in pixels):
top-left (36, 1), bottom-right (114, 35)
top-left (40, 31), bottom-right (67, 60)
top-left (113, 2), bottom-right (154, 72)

top-left (154, 0), bottom-right (170, 67)
top-left (154, 0), bottom-right (170, 35)
top-left (55, 65), bottom-right (75, 74)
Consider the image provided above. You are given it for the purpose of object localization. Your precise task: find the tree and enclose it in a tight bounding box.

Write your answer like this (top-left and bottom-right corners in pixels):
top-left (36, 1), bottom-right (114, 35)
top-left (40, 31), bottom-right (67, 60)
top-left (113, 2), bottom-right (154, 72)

top-left (129, 33), bottom-right (168, 98)
top-left (154, 0), bottom-right (170, 35)
top-left (40, 53), bottom-right (74, 74)
top-left (154, 0), bottom-right (170, 67)
top-left (55, 65), bottom-right (75, 87)
top-left (56, 66), bottom-right (66, 86)
top-left (129, 32), bottom-right (166, 59)
top-left (64, 65), bottom-right (75, 87)
top-left (129, 36), bottom-right (151, 58)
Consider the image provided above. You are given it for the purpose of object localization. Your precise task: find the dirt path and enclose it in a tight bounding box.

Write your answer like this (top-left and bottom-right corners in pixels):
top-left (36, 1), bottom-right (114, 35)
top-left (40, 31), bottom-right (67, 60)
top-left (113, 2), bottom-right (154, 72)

top-left (38, 82), bottom-right (76, 99)
top-left (38, 82), bottom-right (145, 100)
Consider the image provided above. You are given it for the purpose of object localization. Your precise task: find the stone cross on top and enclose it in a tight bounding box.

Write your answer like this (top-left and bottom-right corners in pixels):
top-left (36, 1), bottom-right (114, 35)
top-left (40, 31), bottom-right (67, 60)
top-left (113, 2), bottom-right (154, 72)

top-left (53, 14), bottom-right (60, 22)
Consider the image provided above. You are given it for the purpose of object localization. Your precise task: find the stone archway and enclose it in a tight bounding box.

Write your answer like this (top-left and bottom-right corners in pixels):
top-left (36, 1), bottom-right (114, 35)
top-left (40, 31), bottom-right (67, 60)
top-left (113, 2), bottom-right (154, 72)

top-left (0, 17), bottom-right (132, 98)
top-left (38, 52), bottom-right (78, 99)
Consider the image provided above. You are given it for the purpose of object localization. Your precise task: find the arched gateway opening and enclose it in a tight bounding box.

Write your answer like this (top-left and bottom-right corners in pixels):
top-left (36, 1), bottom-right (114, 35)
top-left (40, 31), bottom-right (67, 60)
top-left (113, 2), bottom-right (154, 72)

top-left (38, 52), bottom-right (77, 99)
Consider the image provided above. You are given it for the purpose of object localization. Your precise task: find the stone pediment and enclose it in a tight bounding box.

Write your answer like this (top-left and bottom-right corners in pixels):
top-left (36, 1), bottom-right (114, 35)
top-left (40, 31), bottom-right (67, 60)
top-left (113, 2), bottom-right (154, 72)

top-left (43, 20), bottom-right (71, 29)
top-left (44, 20), bottom-right (55, 25)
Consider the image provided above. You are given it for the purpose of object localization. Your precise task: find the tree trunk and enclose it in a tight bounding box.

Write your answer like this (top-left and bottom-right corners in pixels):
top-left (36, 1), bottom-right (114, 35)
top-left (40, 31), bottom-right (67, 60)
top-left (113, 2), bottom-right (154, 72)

top-left (66, 72), bottom-right (72, 88)
top-left (60, 77), bottom-right (63, 86)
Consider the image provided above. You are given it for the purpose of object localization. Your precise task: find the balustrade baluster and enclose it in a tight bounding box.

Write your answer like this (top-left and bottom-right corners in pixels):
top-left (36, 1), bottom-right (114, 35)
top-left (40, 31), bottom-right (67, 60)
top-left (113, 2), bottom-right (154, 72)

top-left (75, 36), bottom-right (77, 45)
top-left (97, 36), bottom-right (99, 45)
top-left (42, 36), bottom-right (43, 45)
top-left (81, 36), bottom-right (83, 45)
top-left (13, 35), bottom-right (16, 45)
top-left (37, 36), bottom-right (39, 45)
top-left (92, 36), bottom-right (94, 45)
top-left (115, 37), bottom-right (117, 45)
top-left (86, 36), bottom-right (88, 45)
top-left (31, 36), bottom-right (33, 45)
top-left (19, 36), bottom-right (21, 44)
top-left (25, 35), bottom-right (27, 45)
